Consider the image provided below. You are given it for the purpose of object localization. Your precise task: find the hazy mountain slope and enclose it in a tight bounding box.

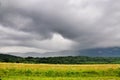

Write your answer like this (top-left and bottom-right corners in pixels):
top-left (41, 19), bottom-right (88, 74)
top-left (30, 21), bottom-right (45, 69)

top-left (0, 53), bottom-right (22, 62)
top-left (8, 47), bottom-right (120, 57)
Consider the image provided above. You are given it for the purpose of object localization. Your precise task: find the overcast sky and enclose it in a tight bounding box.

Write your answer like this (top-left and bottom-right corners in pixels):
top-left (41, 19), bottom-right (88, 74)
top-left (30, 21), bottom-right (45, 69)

top-left (0, 0), bottom-right (120, 53)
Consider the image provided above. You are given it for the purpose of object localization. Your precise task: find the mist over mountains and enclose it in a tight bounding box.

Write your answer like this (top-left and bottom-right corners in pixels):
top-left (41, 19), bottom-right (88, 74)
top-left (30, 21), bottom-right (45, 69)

top-left (9, 47), bottom-right (120, 57)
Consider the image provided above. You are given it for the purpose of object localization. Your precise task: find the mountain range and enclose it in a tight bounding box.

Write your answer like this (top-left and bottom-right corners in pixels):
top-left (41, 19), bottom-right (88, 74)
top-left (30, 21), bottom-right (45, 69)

top-left (7, 47), bottom-right (120, 57)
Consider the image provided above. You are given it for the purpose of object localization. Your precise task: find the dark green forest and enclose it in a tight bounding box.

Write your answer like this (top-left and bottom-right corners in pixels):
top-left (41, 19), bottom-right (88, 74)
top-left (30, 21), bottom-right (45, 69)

top-left (1, 54), bottom-right (120, 64)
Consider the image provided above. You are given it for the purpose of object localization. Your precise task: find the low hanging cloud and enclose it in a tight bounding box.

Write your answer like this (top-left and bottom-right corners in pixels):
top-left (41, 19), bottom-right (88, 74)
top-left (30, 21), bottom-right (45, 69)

top-left (0, 0), bottom-right (120, 53)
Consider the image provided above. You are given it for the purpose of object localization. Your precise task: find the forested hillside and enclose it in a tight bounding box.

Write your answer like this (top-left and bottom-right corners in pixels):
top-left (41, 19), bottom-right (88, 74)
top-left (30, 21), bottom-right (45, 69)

top-left (1, 54), bottom-right (120, 64)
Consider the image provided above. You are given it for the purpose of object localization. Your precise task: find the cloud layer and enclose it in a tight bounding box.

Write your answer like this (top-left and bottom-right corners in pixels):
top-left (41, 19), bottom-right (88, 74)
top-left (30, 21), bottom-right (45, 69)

top-left (0, 0), bottom-right (120, 53)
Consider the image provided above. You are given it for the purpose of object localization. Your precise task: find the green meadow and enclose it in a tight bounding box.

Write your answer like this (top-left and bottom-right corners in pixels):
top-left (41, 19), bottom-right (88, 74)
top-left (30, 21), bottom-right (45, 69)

top-left (0, 63), bottom-right (120, 80)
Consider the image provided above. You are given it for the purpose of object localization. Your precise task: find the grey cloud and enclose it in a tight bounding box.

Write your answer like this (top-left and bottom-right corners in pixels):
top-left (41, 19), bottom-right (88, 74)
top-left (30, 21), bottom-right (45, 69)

top-left (0, 0), bottom-right (120, 51)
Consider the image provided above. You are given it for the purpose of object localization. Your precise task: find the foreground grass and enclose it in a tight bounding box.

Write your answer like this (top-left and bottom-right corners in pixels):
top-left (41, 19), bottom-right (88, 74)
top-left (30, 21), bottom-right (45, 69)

top-left (0, 63), bottom-right (120, 80)
top-left (2, 76), bottom-right (120, 80)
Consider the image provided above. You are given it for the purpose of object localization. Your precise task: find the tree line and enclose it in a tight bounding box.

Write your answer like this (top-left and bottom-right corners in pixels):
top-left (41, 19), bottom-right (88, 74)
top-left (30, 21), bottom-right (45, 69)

top-left (1, 54), bottom-right (120, 64)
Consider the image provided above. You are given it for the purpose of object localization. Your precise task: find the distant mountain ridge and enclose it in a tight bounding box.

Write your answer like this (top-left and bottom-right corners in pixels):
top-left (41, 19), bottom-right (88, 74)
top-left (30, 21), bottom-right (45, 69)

top-left (78, 47), bottom-right (120, 57)
top-left (8, 47), bottom-right (120, 57)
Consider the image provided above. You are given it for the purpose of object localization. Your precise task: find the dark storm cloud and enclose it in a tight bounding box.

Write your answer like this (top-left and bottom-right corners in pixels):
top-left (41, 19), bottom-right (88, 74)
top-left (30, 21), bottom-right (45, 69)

top-left (0, 0), bottom-right (120, 52)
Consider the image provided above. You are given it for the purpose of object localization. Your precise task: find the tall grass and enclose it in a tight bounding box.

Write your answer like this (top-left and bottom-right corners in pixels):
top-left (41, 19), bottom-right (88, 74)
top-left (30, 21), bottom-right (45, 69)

top-left (0, 63), bottom-right (120, 80)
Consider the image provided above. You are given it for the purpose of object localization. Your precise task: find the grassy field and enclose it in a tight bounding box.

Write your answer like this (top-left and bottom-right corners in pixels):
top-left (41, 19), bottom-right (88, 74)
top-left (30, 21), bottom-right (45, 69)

top-left (0, 63), bottom-right (120, 80)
